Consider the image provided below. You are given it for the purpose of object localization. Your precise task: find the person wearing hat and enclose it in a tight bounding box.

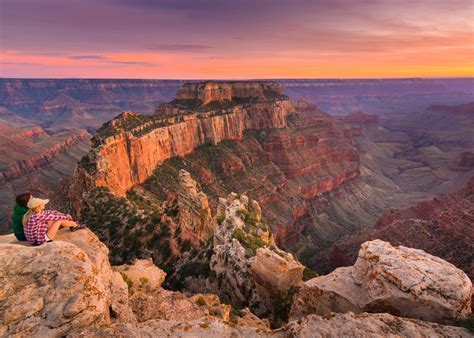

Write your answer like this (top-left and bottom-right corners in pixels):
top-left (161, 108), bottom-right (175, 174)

top-left (22, 197), bottom-right (79, 245)
top-left (11, 193), bottom-right (32, 241)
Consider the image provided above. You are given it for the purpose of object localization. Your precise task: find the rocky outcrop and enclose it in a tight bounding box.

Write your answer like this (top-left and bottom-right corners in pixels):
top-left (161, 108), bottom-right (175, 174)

top-left (0, 228), bottom-right (271, 336)
top-left (176, 81), bottom-right (285, 104)
top-left (0, 229), bottom-right (113, 337)
top-left (70, 85), bottom-right (293, 205)
top-left (177, 169), bottom-right (214, 244)
top-left (113, 258), bottom-right (166, 293)
top-left (290, 240), bottom-right (473, 324)
top-left (285, 312), bottom-right (472, 337)
top-left (211, 193), bottom-right (304, 320)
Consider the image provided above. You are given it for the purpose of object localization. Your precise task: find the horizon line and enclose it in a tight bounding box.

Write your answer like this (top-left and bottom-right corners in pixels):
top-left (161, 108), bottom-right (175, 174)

top-left (1, 76), bottom-right (473, 81)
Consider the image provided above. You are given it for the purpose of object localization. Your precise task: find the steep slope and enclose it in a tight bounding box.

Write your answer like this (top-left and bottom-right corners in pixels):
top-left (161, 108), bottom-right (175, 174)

top-left (71, 83), bottom-right (361, 276)
top-left (330, 178), bottom-right (474, 280)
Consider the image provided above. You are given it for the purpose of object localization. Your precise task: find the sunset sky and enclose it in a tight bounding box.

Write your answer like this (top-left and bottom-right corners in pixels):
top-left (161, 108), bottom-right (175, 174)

top-left (0, 0), bottom-right (473, 79)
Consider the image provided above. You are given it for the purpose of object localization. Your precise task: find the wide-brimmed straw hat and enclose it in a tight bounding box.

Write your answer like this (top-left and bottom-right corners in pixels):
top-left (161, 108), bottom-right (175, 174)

top-left (27, 197), bottom-right (49, 209)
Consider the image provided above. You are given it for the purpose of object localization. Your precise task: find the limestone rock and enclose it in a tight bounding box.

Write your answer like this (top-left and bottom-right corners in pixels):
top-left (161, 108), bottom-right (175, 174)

top-left (177, 169), bottom-right (214, 243)
top-left (235, 308), bottom-right (271, 331)
top-left (114, 258), bottom-right (166, 293)
top-left (69, 317), bottom-right (272, 337)
top-left (109, 271), bottom-right (137, 323)
top-left (0, 229), bottom-right (111, 337)
top-left (290, 240), bottom-right (473, 324)
top-left (129, 290), bottom-right (230, 323)
top-left (250, 247), bottom-right (304, 293)
top-left (284, 312), bottom-right (472, 338)
top-left (211, 194), bottom-right (303, 319)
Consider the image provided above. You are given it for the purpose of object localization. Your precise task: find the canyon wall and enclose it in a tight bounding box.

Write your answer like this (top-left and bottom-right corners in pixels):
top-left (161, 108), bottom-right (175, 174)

top-left (176, 81), bottom-right (284, 104)
top-left (71, 83), bottom-right (294, 205)
top-left (0, 130), bottom-right (89, 184)
top-left (330, 177), bottom-right (474, 280)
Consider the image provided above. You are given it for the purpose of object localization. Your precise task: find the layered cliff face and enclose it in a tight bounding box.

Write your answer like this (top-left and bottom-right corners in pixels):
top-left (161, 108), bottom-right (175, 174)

top-left (176, 81), bottom-right (285, 104)
top-left (70, 83), bottom-right (294, 205)
top-left (0, 78), bottom-right (185, 131)
top-left (0, 128), bottom-right (90, 184)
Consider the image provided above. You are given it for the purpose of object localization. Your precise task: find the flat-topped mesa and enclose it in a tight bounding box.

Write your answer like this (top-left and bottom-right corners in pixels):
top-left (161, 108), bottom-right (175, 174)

top-left (70, 81), bottom-right (293, 211)
top-left (175, 81), bottom-right (285, 105)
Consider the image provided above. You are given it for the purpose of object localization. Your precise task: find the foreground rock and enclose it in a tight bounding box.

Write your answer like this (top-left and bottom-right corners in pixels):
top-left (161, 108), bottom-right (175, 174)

top-left (0, 229), bottom-right (112, 337)
top-left (291, 240), bottom-right (472, 324)
top-left (285, 312), bottom-right (472, 338)
top-left (1, 230), bottom-right (472, 337)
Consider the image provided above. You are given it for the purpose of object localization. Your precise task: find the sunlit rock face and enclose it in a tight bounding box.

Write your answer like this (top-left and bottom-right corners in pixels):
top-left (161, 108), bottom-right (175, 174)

top-left (176, 81), bottom-right (284, 104)
top-left (290, 240), bottom-right (472, 324)
top-left (70, 82), bottom-right (294, 207)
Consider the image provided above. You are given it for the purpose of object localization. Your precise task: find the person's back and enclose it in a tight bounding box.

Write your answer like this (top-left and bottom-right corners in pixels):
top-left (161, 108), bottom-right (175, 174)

top-left (11, 193), bottom-right (32, 241)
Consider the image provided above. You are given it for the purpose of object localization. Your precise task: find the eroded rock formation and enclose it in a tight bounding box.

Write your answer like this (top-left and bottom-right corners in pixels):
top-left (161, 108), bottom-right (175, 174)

top-left (290, 240), bottom-right (473, 324)
top-left (210, 193), bottom-right (304, 320)
top-left (1, 228), bottom-right (471, 337)
top-left (70, 82), bottom-right (293, 205)
top-left (177, 169), bottom-right (214, 244)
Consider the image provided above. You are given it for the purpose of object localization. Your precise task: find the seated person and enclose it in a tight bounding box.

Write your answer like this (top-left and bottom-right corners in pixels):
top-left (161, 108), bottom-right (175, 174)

top-left (11, 193), bottom-right (32, 241)
top-left (23, 197), bottom-right (79, 245)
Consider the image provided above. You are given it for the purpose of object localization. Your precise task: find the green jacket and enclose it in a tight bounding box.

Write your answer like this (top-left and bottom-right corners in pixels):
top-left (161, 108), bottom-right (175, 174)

top-left (11, 204), bottom-right (28, 235)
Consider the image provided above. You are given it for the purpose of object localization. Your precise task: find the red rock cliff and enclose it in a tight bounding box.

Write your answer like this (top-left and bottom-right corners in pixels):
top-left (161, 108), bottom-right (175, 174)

top-left (0, 129), bottom-right (90, 184)
top-left (71, 82), bottom-right (294, 210)
top-left (176, 81), bottom-right (284, 104)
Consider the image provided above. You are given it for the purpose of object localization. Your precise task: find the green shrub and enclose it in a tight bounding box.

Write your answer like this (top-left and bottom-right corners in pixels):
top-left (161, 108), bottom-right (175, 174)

top-left (216, 214), bottom-right (225, 225)
top-left (139, 277), bottom-right (149, 286)
top-left (195, 296), bottom-right (207, 306)
top-left (455, 314), bottom-right (474, 332)
top-left (120, 272), bottom-right (134, 290)
top-left (303, 267), bottom-right (319, 281)
top-left (232, 228), bottom-right (266, 256)
top-left (180, 239), bottom-right (192, 252)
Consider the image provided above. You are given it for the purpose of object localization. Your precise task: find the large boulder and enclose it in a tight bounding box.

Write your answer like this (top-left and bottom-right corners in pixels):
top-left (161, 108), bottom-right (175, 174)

top-left (290, 240), bottom-right (472, 323)
top-left (0, 229), bottom-right (112, 337)
top-left (250, 247), bottom-right (304, 293)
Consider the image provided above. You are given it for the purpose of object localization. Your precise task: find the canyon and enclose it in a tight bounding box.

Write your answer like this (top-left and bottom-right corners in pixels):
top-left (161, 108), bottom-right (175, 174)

top-left (330, 177), bottom-right (474, 280)
top-left (71, 83), bottom-right (361, 273)
top-left (0, 78), bottom-right (473, 336)
top-left (1, 77), bottom-right (472, 235)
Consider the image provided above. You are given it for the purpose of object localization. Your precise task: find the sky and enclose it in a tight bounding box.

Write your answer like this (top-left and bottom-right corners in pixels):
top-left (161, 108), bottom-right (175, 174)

top-left (0, 0), bottom-right (473, 79)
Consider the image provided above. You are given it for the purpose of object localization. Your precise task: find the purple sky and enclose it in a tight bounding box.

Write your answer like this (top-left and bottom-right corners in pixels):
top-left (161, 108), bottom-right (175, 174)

top-left (1, 0), bottom-right (473, 78)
